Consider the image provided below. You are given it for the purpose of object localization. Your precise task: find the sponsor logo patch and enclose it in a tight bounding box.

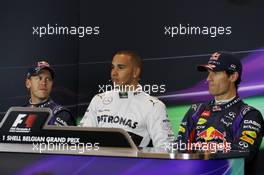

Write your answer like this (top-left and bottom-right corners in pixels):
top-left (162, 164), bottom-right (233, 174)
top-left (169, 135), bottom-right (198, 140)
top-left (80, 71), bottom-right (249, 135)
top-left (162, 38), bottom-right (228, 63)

top-left (197, 118), bottom-right (207, 125)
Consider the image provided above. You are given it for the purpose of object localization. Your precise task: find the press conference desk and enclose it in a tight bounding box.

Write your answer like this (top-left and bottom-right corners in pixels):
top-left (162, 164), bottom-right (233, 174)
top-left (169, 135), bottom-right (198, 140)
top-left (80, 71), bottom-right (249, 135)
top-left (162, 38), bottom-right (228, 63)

top-left (0, 107), bottom-right (247, 175)
top-left (0, 144), bottom-right (246, 175)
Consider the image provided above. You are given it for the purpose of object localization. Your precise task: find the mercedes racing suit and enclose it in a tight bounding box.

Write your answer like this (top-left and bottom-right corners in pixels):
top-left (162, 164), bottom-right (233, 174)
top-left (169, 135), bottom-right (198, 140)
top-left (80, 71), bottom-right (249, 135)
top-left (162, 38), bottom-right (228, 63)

top-left (24, 98), bottom-right (76, 126)
top-left (79, 90), bottom-right (174, 148)
top-left (177, 96), bottom-right (264, 159)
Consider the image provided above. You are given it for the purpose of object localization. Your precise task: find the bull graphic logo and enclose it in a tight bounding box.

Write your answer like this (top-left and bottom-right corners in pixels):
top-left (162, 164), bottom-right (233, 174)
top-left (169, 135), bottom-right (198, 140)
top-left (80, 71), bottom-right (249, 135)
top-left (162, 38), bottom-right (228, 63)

top-left (210, 52), bottom-right (221, 60)
top-left (197, 127), bottom-right (226, 141)
top-left (37, 61), bottom-right (50, 67)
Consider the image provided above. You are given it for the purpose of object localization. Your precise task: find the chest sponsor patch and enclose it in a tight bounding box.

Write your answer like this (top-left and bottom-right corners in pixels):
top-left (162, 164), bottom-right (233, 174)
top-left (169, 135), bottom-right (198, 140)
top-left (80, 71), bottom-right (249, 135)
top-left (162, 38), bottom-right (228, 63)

top-left (200, 111), bottom-right (210, 118)
top-left (97, 115), bottom-right (138, 129)
top-left (197, 127), bottom-right (226, 141)
top-left (197, 118), bottom-right (207, 125)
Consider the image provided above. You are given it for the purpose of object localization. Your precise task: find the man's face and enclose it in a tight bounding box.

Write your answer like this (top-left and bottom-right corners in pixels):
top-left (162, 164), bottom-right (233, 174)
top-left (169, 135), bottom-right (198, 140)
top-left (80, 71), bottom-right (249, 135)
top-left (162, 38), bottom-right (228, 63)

top-left (111, 54), bottom-right (137, 86)
top-left (26, 69), bottom-right (53, 102)
top-left (207, 70), bottom-right (233, 97)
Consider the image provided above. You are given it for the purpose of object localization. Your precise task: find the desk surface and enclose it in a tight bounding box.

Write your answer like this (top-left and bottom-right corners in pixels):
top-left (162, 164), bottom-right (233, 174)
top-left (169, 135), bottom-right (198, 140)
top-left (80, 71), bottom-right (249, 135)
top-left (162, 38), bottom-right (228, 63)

top-left (0, 142), bottom-right (249, 160)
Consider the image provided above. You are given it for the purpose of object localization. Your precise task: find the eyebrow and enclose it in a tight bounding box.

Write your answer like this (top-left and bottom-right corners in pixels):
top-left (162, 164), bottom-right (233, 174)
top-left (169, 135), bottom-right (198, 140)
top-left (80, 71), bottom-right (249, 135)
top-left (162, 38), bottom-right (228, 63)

top-left (37, 74), bottom-right (53, 79)
top-left (112, 63), bottom-right (126, 67)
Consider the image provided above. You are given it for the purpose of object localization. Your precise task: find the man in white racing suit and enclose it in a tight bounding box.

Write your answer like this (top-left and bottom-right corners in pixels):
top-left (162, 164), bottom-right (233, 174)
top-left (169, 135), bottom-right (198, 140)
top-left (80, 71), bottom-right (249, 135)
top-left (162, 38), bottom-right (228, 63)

top-left (79, 50), bottom-right (174, 148)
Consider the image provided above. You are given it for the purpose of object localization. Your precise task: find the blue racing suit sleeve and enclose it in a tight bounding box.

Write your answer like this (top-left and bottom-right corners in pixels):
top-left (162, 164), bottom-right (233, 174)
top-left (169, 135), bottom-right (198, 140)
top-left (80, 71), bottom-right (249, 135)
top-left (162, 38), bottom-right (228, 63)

top-left (49, 106), bottom-right (76, 126)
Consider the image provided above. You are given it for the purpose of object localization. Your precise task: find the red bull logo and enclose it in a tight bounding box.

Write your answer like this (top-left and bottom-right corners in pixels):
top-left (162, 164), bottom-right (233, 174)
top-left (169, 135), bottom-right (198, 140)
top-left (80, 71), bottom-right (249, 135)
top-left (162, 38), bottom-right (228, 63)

top-left (197, 127), bottom-right (226, 141)
top-left (210, 52), bottom-right (221, 60)
top-left (37, 61), bottom-right (50, 67)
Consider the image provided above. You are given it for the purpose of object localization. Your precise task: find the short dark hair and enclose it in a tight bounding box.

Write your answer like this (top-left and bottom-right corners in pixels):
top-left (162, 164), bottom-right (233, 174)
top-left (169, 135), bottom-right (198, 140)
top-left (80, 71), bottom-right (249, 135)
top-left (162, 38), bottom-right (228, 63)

top-left (226, 70), bottom-right (241, 90)
top-left (115, 50), bottom-right (142, 70)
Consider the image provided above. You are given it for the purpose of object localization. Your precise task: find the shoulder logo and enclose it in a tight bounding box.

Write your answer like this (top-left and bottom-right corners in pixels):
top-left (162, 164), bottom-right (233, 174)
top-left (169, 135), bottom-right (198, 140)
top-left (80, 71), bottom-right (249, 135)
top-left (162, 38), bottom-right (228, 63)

top-left (97, 94), bottom-right (104, 99)
top-left (149, 99), bottom-right (158, 106)
top-left (103, 96), bottom-right (113, 105)
top-left (191, 104), bottom-right (198, 111)
top-left (241, 106), bottom-right (253, 116)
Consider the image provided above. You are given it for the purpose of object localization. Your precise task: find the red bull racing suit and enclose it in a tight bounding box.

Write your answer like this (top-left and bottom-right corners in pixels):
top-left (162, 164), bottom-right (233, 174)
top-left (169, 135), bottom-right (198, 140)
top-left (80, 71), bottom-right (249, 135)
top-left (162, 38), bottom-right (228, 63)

top-left (25, 98), bottom-right (76, 126)
top-left (177, 96), bottom-right (264, 159)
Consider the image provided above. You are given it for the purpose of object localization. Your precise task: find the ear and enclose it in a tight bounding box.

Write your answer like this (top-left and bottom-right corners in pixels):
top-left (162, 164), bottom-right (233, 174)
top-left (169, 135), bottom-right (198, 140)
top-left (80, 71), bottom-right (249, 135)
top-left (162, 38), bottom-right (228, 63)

top-left (25, 79), bottom-right (31, 89)
top-left (229, 72), bottom-right (239, 83)
top-left (133, 67), bottom-right (140, 79)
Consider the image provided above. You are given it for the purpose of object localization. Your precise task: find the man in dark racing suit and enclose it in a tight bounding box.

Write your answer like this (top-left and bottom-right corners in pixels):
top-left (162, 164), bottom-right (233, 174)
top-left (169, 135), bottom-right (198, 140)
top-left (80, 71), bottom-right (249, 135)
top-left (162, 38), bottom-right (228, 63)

top-left (24, 61), bottom-right (76, 126)
top-left (177, 51), bottom-right (264, 174)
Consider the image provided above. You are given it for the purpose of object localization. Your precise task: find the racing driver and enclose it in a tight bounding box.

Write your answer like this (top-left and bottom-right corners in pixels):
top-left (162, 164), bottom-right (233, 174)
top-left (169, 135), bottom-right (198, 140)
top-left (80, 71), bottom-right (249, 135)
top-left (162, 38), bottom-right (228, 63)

top-left (79, 50), bottom-right (174, 148)
top-left (24, 61), bottom-right (76, 126)
top-left (177, 51), bottom-right (264, 174)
